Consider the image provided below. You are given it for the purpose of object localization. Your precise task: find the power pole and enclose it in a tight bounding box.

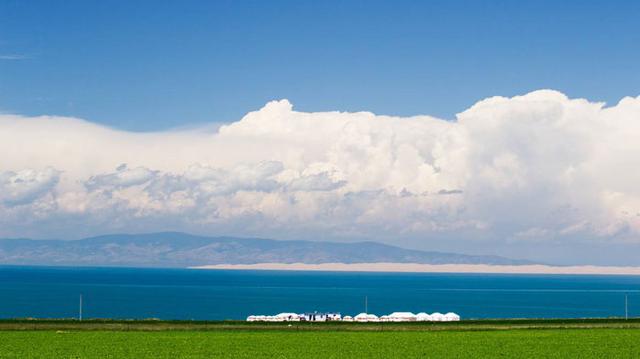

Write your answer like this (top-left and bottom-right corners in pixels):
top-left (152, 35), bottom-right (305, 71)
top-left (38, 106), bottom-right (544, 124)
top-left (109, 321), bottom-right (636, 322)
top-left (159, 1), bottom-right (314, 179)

top-left (79, 294), bottom-right (83, 321)
top-left (365, 296), bottom-right (368, 314)
top-left (625, 293), bottom-right (628, 320)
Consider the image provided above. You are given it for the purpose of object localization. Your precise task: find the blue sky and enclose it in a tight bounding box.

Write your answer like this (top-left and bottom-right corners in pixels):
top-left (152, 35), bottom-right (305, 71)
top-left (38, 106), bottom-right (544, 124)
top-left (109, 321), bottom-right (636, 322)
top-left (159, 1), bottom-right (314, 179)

top-left (1, 0), bottom-right (639, 130)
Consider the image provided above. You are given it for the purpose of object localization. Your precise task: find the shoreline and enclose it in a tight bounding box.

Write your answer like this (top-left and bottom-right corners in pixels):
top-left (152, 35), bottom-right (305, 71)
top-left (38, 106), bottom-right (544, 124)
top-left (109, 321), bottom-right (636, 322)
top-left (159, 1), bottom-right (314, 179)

top-left (192, 262), bottom-right (640, 275)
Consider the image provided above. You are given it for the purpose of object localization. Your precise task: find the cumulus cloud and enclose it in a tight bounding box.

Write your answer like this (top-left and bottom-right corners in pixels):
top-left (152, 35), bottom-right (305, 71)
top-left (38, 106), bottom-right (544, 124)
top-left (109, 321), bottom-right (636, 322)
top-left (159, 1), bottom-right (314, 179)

top-left (85, 164), bottom-right (158, 191)
top-left (0, 168), bottom-right (60, 206)
top-left (1, 91), bottom-right (640, 249)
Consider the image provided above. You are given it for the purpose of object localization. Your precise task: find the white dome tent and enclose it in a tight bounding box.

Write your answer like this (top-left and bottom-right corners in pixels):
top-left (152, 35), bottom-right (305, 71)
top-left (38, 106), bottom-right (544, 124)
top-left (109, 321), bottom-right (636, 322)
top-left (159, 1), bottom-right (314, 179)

top-left (387, 312), bottom-right (417, 322)
top-left (415, 312), bottom-right (432, 321)
top-left (366, 314), bottom-right (379, 322)
top-left (276, 313), bottom-right (301, 321)
top-left (353, 313), bottom-right (369, 322)
top-left (443, 312), bottom-right (460, 322)
top-left (430, 312), bottom-right (445, 322)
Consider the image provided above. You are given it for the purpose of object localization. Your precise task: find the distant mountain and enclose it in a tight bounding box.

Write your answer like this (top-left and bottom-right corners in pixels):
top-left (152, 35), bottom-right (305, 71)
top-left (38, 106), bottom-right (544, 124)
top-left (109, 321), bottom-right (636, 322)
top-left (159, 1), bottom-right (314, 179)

top-left (0, 232), bottom-right (534, 267)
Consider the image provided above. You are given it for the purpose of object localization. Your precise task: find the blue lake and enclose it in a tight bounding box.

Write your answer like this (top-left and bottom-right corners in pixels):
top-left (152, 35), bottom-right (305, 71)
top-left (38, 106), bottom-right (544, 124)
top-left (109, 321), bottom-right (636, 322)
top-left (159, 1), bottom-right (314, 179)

top-left (1, 266), bottom-right (639, 320)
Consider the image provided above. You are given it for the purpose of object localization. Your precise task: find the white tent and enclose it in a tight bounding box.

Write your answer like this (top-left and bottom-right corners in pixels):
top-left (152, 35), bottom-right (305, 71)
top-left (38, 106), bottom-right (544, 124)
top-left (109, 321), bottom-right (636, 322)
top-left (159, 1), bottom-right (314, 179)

top-left (443, 312), bottom-right (460, 321)
top-left (430, 312), bottom-right (445, 322)
top-left (276, 313), bottom-right (300, 321)
top-left (379, 315), bottom-right (390, 322)
top-left (342, 315), bottom-right (353, 322)
top-left (387, 312), bottom-right (417, 322)
top-left (366, 314), bottom-right (379, 322)
top-left (302, 313), bottom-right (328, 322)
top-left (415, 312), bottom-right (432, 321)
top-left (246, 315), bottom-right (256, 322)
top-left (354, 313), bottom-right (372, 322)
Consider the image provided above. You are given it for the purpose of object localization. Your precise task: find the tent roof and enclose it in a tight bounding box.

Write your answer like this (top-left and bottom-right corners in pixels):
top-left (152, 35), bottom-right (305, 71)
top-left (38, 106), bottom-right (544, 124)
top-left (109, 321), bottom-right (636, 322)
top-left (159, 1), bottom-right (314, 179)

top-left (276, 313), bottom-right (299, 317)
top-left (389, 312), bottom-right (416, 317)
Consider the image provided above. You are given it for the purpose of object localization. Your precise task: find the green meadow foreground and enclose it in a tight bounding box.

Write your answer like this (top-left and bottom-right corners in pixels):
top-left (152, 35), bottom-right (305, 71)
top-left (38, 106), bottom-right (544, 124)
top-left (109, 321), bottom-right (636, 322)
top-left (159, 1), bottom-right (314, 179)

top-left (1, 320), bottom-right (640, 358)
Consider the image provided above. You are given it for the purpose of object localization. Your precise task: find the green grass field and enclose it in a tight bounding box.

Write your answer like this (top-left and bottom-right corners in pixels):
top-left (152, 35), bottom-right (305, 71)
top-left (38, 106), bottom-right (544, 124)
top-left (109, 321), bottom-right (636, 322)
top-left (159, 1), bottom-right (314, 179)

top-left (1, 320), bottom-right (639, 358)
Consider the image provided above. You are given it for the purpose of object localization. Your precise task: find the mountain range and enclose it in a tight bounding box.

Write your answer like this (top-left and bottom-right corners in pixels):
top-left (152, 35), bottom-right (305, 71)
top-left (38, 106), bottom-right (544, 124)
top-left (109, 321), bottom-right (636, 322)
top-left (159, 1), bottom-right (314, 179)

top-left (0, 232), bottom-right (534, 267)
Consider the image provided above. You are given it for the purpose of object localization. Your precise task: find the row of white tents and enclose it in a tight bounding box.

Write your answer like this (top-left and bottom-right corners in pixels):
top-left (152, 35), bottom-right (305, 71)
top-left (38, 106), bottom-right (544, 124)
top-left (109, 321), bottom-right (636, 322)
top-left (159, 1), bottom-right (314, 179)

top-left (247, 313), bottom-right (303, 322)
top-left (246, 312), bottom-right (340, 322)
top-left (347, 312), bottom-right (459, 322)
top-left (246, 311), bottom-right (460, 322)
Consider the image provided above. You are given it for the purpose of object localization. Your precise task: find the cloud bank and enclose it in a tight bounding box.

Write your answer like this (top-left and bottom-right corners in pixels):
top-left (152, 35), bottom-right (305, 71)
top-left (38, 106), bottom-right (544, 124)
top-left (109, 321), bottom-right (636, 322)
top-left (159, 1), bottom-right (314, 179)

top-left (1, 90), bottom-right (640, 253)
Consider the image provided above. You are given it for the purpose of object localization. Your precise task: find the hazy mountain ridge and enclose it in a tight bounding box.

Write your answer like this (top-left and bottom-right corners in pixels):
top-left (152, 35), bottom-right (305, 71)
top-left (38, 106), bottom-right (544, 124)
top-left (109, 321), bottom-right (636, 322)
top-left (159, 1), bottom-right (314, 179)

top-left (0, 232), bottom-right (534, 267)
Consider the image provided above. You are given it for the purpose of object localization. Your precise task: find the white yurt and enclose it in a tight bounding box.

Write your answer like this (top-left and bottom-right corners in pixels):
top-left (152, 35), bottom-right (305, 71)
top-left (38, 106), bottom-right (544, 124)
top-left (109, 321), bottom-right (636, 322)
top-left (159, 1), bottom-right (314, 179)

top-left (366, 314), bottom-right (379, 322)
top-left (443, 312), bottom-right (460, 321)
top-left (379, 315), bottom-right (390, 322)
top-left (275, 313), bottom-right (300, 321)
top-left (388, 312), bottom-right (417, 322)
top-left (342, 315), bottom-right (353, 322)
top-left (354, 313), bottom-right (371, 322)
top-left (430, 312), bottom-right (445, 322)
top-left (246, 315), bottom-right (256, 322)
top-left (415, 312), bottom-right (432, 321)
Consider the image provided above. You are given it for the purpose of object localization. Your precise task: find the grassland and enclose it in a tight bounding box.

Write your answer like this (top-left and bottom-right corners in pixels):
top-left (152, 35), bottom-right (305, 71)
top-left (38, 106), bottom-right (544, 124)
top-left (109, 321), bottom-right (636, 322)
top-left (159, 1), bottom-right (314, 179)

top-left (1, 319), bottom-right (639, 358)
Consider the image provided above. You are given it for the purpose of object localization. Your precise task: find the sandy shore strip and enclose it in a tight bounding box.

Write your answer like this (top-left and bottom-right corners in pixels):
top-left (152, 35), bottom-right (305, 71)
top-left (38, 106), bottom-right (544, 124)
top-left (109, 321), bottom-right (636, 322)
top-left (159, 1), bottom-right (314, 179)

top-left (192, 262), bottom-right (640, 275)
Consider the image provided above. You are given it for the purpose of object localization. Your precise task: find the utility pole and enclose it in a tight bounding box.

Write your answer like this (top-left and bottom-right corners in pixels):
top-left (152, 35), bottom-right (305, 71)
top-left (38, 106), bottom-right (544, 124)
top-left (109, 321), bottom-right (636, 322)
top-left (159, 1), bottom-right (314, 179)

top-left (365, 296), bottom-right (368, 314)
top-left (625, 293), bottom-right (628, 320)
top-left (79, 294), bottom-right (83, 321)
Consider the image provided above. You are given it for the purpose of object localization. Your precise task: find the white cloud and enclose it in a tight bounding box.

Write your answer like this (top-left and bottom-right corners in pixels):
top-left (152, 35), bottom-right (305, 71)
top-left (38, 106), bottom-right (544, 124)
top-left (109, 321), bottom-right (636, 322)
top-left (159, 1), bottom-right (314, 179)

top-left (0, 54), bottom-right (29, 60)
top-left (0, 168), bottom-right (60, 206)
top-left (1, 91), bottom-right (640, 250)
top-left (85, 164), bottom-right (158, 191)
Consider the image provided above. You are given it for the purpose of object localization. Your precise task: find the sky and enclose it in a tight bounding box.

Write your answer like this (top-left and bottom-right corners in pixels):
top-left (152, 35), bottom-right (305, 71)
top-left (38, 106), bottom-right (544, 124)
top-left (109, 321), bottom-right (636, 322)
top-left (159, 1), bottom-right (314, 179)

top-left (2, 0), bottom-right (640, 265)
top-left (2, 0), bottom-right (640, 129)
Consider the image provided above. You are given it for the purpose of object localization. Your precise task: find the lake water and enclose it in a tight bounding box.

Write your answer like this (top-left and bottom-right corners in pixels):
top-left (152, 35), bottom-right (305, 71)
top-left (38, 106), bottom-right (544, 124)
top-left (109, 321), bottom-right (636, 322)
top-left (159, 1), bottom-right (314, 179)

top-left (1, 266), bottom-right (639, 320)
